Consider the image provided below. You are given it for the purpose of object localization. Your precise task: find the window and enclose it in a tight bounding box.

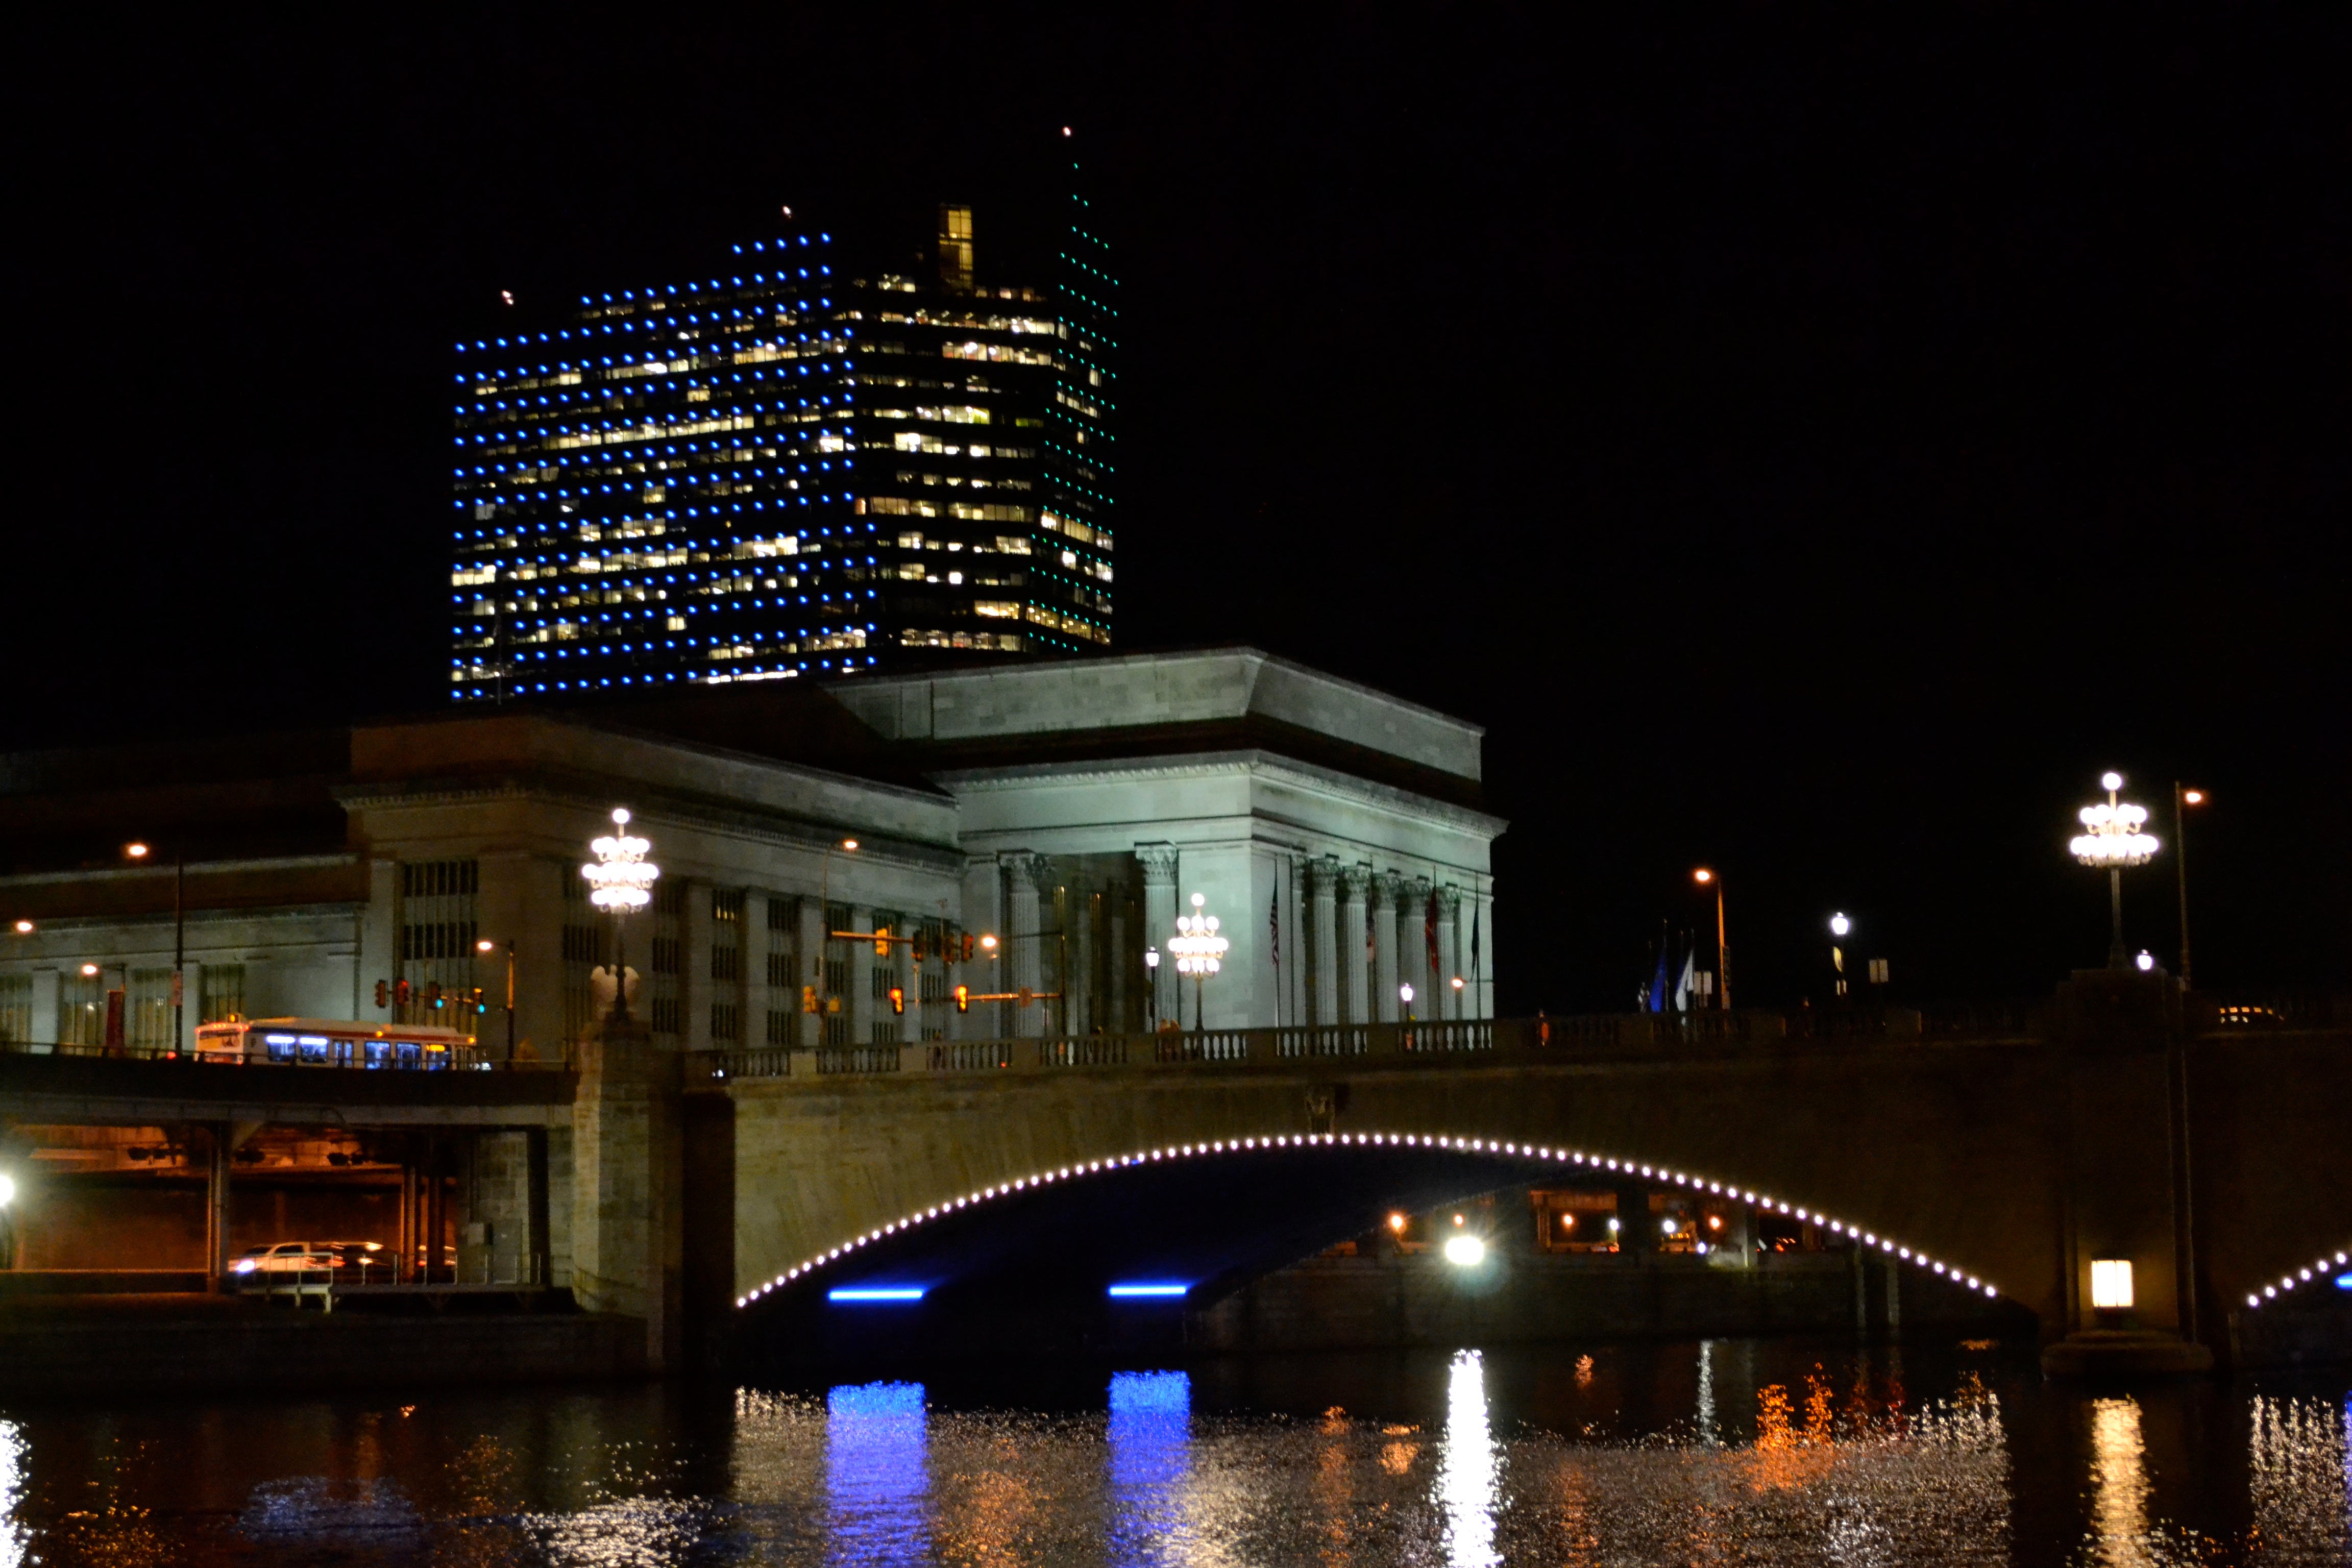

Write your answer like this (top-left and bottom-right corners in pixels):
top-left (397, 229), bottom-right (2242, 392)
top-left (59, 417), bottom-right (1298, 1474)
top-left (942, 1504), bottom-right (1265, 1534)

top-left (767, 896), bottom-right (795, 932)
top-left (0, 974), bottom-right (29, 1044)
top-left (651, 937), bottom-right (681, 975)
top-left (129, 968), bottom-right (174, 1048)
top-left (711, 945), bottom-right (742, 983)
top-left (766, 1009), bottom-right (793, 1045)
top-left (713, 889), bottom-right (744, 923)
top-left (974, 601), bottom-right (1021, 620)
top-left (766, 951), bottom-right (794, 987)
top-left (199, 965), bottom-right (246, 1024)
top-left (562, 925), bottom-right (600, 963)
top-left (711, 1002), bottom-right (741, 1042)
top-left (60, 971), bottom-right (102, 1047)
top-left (650, 997), bottom-right (682, 1036)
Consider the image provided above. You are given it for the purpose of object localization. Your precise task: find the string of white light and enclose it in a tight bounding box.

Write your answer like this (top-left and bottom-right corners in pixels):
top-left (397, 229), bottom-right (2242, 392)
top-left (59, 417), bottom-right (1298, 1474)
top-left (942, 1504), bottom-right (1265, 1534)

top-left (2241, 1245), bottom-right (2350, 1309)
top-left (732, 1131), bottom-right (2007, 1308)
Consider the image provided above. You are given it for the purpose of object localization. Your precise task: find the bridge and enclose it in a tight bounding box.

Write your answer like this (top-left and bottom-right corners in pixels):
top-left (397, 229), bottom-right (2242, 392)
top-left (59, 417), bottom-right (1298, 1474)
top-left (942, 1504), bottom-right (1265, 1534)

top-left (4, 971), bottom-right (2346, 1379)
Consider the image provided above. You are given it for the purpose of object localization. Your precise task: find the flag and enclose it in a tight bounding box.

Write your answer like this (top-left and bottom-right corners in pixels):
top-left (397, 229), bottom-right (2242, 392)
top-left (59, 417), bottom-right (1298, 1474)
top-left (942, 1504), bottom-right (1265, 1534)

top-left (1647, 938), bottom-right (1669, 1013)
top-left (1674, 946), bottom-right (1696, 1013)
top-left (1425, 890), bottom-right (1440, 977)
top-left (1268, 885), bottom-right (1280, 969)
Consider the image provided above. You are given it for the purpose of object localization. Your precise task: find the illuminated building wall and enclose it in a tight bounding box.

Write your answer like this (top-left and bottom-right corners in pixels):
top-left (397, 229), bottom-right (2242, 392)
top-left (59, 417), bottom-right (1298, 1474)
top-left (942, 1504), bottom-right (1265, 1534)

top-left (448, 175), bottom-right (1115, 701)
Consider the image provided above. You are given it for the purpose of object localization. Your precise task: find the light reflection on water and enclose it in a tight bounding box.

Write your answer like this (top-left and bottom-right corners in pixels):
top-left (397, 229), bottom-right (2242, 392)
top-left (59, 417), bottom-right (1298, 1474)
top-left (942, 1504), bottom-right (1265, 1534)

top-left (0, 1344), bottom-right (2345, 1565)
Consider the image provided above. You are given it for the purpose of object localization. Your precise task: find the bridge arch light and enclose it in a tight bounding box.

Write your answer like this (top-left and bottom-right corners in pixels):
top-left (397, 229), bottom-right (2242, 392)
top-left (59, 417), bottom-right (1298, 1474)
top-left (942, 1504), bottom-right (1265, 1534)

top-left (733, 1133), bottom-right (2023, 1309)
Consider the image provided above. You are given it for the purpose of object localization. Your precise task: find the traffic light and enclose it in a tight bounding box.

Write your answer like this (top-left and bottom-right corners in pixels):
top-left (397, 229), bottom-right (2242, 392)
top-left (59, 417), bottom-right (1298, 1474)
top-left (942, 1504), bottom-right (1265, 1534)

top-left (395, 978), bottom-right (411, 1006)
top-left (473, 987), bottom-right (487, 1015)
top-left (801, 984), bottom-right (818, 1015)
top-left (427, 982), bottom-right (443, 1008)
top-left (961, 933), bottom-right (976, 962)
top-left (887, 986), bottom-right (904, 1016)
top-left (374, 980), bottom-right (388, 1009)
top-left (953, 985), bottom-right (969, 1014)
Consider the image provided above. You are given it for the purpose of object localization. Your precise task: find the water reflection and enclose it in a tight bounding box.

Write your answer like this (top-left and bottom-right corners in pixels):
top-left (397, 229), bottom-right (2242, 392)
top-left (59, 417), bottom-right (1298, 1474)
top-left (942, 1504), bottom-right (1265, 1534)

top-left (2085, 1396), bottom-right (2156, 1567)
top-left (1107, 1370), bottom-right (1191, 1565)
top-left (1, 1419), bottom-right (23, 1568)
top-left (2246, 1394), bottom-right (2351, 1564)
top-left (1439, 1350), bottom-right (1501, 1567)
top-left (825, 1381), bottom-right (928, 1566)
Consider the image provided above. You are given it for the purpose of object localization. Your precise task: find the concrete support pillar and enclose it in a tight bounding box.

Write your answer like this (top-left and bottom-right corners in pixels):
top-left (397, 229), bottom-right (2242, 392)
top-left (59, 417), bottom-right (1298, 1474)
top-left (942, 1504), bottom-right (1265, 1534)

top-left (1434, 886), bottom-right (1462, 1020)
top-left (1002, 854), bottom-right (1043, 1038)
top-left (1136, 844), bottom-right (1179, 1032)
top-left (1339, 868), bottom-right (1370, 1026)
top-left (848, 905), bottom-right (875, 1045)
top-left (1309, 859), bottom-right (1340, 1028)
top-left (796, 896), bottom-right (824, 1046)
top-left (571, 1011), bottom-right (683, 1371)
top-left (1372, 872), bottom-right (1402, 1023)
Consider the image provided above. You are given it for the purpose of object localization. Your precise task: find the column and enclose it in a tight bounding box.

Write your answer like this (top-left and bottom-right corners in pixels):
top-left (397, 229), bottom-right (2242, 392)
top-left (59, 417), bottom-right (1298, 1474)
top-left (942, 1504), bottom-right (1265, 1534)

top-left (1338, 867), bottom-right (1370, 1026)
top-left (896, 914), bottom-right (920, 1045)
top-left (1107, 901), bottom-right (1129, 1034)
top-left (795, 896), bottom-right (824, 1047)
top-left (1372, 872), bottom-right (1401, 1023)
top-left (848, 904), bottom-right (874, 1045)
top-left (681, 879), bottom-right (713, 1054)
top-left (1071, 889), bottom-right (1095, 1036)
top-left (1403, 876), bottom-right (1433, 1018)
top-left (748, 893), bottom-right (778, 1051)
top-left (1001, 854), bottom-right (1043, 1038)
top-left (1309, 859), bottom-right (1340, 1027)
top-left (1434, 886), bottom-right (1462, 1020)
top-left (1472, 889), bottom-right (1495, 1019)
top-left (29, 968), bottom-right (58, 1045)
top-left (1136, 844), bottom-right (1179, 1031)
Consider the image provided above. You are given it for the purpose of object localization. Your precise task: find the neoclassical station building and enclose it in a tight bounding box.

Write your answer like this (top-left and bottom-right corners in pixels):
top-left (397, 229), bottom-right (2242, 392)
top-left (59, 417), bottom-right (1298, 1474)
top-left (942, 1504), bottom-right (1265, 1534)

top-left (0, 650), bottom-right (1502, 1058)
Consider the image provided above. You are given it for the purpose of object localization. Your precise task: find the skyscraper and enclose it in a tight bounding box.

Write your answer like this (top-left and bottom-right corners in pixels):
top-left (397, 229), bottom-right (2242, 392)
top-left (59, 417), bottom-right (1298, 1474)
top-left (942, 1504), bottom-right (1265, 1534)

top-left (448, 168), bottom-right (1115, 701)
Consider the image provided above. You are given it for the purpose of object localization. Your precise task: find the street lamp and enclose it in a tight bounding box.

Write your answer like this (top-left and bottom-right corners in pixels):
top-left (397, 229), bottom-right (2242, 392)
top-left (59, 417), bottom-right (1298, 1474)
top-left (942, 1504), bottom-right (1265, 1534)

top-left (1168, 893), bottom-right (1227, 1031)
top-left (124, 841), bottom-right (185, 1055)
top-left (1143, 946), bottom-right (1161, 1030)
top-left (1694, 868), bottom-right (1729, 1010)
top-left (2174, 785), bottom-right (2207, 989)
top-left (581, 808), bottom-right (659, 1020)
top-left (2070, 772), bottom-right (2159, 970)
top-left (1399, 981), bottom-right (1416, 1022)
top-left (1828, 912), bottom-right (1851, 997)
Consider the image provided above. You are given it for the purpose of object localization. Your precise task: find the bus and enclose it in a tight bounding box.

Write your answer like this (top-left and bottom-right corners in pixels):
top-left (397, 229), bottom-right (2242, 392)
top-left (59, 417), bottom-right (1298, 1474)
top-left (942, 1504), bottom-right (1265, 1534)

top-left (190, 1018), bottom-right (483, 1069)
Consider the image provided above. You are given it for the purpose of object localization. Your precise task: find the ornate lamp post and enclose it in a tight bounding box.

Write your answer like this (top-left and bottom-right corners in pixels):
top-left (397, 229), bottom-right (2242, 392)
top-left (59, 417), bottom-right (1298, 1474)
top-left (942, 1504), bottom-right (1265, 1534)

top-left (2069, 772), bottom-right (2159, 970)
top-left (1828, 912), bottom-right (1851, 997)
top-left (1167, 893), bottom-right (1227, 1031)
top-left (581, 808), bottom-right (659, 1020)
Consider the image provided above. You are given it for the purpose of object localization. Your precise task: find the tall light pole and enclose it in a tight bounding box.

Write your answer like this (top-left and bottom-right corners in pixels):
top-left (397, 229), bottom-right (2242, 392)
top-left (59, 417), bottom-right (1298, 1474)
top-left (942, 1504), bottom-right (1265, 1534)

top-left (581, 808), bottom-right (658, 1021)
top-left (1168, 893), bottom-right (1227, 1031)
top-left (2173, 785), bottom-right (2206, 990)
top-left (2070, 772), bottom-right (2159, 970)
top-left (1694, 868), bottom-right (1728, 1010)
top-left (1828, 912), bottom-right (1851, 998)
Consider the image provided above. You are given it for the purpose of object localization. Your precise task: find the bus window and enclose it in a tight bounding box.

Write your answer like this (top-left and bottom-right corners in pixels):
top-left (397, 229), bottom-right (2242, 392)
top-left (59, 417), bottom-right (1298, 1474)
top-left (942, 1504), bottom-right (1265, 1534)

top-left (395, 1041), bottom-right (422, 1068)
top-left (423, 1043), bottom-right (448, 1072)
top-left (297, 1035), bottom-right (331, 1065)
top-left (263, 1033), bottom-right (299, 1064)
top-left (363, 1038), bottom-right (389, 1068)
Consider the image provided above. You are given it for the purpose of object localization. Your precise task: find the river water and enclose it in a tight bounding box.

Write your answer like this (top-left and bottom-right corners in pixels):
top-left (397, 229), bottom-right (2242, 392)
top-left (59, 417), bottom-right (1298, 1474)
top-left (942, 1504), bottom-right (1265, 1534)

top-left (2, 1338), bottom-right (2344, 1566)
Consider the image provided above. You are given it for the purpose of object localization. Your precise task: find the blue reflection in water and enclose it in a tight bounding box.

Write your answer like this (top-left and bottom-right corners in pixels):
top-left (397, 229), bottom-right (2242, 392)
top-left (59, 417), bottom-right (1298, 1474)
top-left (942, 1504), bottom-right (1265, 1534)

top-left (825, 1381), bottom-right (928, 1567)
top-left (1108, 1371), bottom-right (1191, 1566)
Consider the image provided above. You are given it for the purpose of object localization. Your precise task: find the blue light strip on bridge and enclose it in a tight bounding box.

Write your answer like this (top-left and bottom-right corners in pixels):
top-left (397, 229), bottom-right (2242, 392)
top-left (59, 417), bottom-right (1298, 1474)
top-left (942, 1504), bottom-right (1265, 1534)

top-left (828, 1287), bottom-right (926, 1303)
top-left (1108, 1283), bottom-right (1188, 1298)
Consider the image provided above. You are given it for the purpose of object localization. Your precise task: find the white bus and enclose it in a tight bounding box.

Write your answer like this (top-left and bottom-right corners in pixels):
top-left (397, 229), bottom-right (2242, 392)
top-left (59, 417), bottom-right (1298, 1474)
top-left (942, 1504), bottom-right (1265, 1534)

top-left (191, 1018), bottom-right (482, 1069)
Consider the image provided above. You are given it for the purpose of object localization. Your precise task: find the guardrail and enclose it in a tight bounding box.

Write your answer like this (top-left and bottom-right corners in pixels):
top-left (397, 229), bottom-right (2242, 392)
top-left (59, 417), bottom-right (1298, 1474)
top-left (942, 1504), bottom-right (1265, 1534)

top-left (686, 1007), bottom-right (2065, 1085)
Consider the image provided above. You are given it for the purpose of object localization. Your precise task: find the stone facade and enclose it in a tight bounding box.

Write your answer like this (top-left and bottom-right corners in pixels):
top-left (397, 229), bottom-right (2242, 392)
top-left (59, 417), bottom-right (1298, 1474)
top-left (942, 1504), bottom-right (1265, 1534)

top-left (0, 649), bottom-right (1504, 1059)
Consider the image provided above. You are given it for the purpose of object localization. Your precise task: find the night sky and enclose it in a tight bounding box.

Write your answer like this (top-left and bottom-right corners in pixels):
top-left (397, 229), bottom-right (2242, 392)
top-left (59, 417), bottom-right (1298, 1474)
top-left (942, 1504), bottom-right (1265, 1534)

top-left (16, 12), bottom-right (2347, 1010)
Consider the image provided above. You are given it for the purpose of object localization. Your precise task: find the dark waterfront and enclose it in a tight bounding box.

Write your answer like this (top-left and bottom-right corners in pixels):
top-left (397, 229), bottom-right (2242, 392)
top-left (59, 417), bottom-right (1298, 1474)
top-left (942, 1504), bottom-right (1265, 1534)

top-left (2, 1339), bottom-right (2343, 1566)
